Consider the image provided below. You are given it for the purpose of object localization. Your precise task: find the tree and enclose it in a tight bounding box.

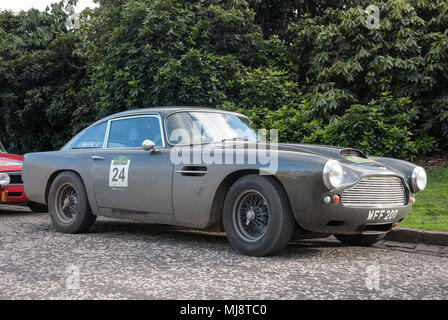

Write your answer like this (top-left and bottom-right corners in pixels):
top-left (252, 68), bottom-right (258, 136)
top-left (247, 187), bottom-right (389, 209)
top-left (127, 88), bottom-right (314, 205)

top-left (247, 0), bottom-right (368, 37)
top-left (82, 0), bottom-right (264, 119)
top-left (0, 1), bottom-right (87, 153)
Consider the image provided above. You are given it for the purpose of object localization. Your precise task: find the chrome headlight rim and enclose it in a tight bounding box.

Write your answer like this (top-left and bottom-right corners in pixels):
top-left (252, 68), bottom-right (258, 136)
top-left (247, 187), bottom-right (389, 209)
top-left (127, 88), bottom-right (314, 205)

top-left (323, 159), bottom-right (344, 189)
top-left (411, 166), bottom-right (427, 192)
top-left (0, 173), bottom-right (10, 187)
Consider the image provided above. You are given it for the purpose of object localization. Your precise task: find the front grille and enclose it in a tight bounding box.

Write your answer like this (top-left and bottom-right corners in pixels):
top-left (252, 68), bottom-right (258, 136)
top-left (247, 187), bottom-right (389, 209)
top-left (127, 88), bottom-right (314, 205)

top-left (341, 176), bottom-right (406, 208)
top-left (7, 192), bottom-right (22, 197)
top-left (8, 172), bottom-right (23, 185)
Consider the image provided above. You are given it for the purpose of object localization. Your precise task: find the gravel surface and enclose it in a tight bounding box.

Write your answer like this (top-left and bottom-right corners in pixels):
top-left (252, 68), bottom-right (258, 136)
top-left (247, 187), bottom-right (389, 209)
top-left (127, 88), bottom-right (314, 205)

top-left (0, 205), bottom-right (447, 300)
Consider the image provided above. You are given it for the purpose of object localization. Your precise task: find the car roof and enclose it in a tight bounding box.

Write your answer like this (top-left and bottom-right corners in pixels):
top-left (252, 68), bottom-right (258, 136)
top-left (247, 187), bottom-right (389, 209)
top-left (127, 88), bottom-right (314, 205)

top-left (89, 106), bottom-right (245, 127)
top-left (110, 106), bottom-right (240, 117)
top-left (61, 107), bottom-right (248, 150)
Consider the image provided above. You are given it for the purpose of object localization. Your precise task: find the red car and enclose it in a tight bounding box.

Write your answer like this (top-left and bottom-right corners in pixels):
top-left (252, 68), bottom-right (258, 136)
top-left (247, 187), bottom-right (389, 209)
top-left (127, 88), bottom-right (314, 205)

top-left (0, 142), bottom-right (47, 212)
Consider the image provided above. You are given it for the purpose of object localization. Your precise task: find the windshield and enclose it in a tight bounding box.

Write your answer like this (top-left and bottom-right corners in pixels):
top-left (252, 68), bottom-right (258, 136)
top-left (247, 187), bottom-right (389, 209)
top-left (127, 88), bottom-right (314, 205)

top-left (0, 142), bottom-right (6, 153)
top-left (166, 112), bottom-right (261, 145)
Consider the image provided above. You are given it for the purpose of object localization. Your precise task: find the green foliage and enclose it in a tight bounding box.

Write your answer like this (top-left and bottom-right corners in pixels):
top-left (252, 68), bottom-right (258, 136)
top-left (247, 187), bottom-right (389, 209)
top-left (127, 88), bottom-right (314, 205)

top-left (0, 1), bottom-right (86, 153)
top-left (247, 0), bottom-right (368, 37)
top-left (235, 103), bottom-right (318, 143)
top-left (83, 0), bottom-right (262, 121)
top-left (402, 167), bottom-right (448, 231)
top-left (302, 94), bottom-right (437, 160)
top-left (235, 68), bottom-right (303, 110)
top-left (0, 0), bottom-right (447, 161)
top-left (282, 0), bottom-right (448, 153)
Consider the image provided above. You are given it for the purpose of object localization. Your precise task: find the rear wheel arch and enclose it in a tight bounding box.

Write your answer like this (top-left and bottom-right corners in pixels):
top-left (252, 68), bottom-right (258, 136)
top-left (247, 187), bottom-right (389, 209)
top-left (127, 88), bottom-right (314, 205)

top-left (45, 170), bottom-right (89, 205)
top-left (47, 170), bottom-right (96, 233)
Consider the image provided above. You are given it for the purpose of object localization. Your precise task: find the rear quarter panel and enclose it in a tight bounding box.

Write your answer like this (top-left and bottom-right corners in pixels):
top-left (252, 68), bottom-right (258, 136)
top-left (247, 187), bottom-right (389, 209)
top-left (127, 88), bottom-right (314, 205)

top-left (23, 151), bottom-right (98, 212)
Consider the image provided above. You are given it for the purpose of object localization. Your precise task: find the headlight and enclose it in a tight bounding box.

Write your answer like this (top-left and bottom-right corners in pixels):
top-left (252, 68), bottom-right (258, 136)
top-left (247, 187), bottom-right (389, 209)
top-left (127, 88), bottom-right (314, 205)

top-left (411, 166), bottom-right (427, 192)
top-left (0, 173), bottom-right (10, 187)
top-left (323, 160), bottom-right (344, 189)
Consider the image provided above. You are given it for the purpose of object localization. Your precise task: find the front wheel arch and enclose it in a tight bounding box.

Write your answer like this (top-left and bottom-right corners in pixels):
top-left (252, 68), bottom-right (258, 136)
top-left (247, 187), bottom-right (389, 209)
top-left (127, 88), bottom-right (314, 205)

top-left (223, 174), bottom-right (296, 256)
top-left (207, 169), bottom-right (297, 232)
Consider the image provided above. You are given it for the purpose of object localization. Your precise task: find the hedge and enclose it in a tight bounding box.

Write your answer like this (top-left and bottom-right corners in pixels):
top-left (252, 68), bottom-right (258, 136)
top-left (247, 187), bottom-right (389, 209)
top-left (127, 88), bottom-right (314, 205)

top-left (0, 0), bottom-right (447, 161)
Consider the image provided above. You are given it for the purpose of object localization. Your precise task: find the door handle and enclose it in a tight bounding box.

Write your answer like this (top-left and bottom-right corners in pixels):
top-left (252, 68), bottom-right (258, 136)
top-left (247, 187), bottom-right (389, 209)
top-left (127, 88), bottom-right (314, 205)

top-left (91, 156), bottom-right (106, 161)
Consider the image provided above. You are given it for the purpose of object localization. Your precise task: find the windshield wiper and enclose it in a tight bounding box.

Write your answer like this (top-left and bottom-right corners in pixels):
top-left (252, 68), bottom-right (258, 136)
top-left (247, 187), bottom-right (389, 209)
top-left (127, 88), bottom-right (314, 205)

top-left (222, 137), bottom-right (251, 143)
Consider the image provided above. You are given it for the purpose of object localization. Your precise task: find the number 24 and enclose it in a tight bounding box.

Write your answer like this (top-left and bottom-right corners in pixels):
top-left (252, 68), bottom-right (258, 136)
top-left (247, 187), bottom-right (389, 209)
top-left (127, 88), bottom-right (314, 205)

top-left (112, 167), bottom-right (126, 182)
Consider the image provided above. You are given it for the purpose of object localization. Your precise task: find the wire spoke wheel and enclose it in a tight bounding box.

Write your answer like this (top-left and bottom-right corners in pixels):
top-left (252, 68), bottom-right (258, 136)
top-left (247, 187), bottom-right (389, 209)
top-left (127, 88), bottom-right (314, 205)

top-left (55, 183), bottom-right (79, 224)
top-left (233, 190), bottom-right (270, 242)
top-left (49, 172), bottom-right (97, 233)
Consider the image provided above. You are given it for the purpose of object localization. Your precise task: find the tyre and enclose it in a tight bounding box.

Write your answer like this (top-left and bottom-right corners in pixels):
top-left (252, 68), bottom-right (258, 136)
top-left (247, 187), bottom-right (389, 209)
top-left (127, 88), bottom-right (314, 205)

top-left (335, 233), bottom-right (385, 246)
top-left (223, 174), bottom-right (295, 256)
top-left (48, 171), bottom-right (96, 233)
top-left (27, 201), bottom-right (48, 213)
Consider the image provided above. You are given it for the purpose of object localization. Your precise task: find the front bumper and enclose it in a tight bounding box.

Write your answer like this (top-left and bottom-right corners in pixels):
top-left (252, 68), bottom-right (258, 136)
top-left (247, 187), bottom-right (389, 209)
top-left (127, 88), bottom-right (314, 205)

top-left (300, 200), bottom-right (412, 235)
top-left (1, 185), bottom-right (29, 203)
top-left (280, 160), bottom-right (416, 236)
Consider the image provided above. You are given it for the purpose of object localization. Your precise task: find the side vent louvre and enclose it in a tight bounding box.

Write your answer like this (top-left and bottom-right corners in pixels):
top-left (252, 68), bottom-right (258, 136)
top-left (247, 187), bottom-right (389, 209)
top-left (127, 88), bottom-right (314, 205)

top-left (175, 166), bottom-right (208, 177)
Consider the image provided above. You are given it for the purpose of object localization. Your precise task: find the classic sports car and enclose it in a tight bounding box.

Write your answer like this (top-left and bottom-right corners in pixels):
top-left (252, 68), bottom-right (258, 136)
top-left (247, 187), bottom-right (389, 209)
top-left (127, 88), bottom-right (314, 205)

top-left (0, 141), bottom-right (47, 212)
top-left (22, 107), bottom-right (427, 256)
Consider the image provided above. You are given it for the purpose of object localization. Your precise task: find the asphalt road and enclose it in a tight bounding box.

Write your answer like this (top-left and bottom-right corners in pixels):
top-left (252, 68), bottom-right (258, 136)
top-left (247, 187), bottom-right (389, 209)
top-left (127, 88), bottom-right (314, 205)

top-left (0, 205), bottom-right (447, 300)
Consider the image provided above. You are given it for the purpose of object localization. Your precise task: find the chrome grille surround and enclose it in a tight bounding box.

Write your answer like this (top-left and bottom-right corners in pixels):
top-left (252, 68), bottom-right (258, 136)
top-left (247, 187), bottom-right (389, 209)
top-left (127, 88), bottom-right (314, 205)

top-left (341, 176), bottom-right (407, 208)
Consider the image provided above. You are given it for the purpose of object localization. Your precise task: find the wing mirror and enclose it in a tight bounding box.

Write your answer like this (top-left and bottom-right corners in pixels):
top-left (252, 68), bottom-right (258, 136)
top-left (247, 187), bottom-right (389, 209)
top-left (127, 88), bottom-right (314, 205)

top-left (142, 140), bottom-right (157, 152)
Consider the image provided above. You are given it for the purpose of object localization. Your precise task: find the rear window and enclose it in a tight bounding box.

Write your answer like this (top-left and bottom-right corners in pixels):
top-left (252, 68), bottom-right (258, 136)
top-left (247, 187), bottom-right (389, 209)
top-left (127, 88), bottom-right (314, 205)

top-left (70, 122), bottom-right (107, 149)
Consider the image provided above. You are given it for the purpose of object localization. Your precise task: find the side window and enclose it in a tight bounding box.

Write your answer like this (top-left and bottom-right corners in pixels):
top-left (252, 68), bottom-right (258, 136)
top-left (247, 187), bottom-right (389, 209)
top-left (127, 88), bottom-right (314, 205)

top-left (71, 122), bottom-right (107, 149)
top-left (107, 117), bottom-right (163, 148)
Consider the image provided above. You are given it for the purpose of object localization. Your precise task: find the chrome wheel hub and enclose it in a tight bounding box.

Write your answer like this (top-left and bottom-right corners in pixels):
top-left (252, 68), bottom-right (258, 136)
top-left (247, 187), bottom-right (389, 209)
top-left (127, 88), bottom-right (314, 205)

top-left (233, 190), bottom-right (270, 242)
top-left (246, 208), bottom-right (256, 225)
top-left (56, 184), bottom-right (79, 224)
top-left (62, 197), bottom-right (71, 210)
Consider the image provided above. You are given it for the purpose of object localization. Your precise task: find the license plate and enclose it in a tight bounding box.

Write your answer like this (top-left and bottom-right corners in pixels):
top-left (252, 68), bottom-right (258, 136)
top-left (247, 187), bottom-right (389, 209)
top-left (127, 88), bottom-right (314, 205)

top-left (367, 209), bottom-right (398, 222)
top-left (1, 190), bottom-right (7, 202)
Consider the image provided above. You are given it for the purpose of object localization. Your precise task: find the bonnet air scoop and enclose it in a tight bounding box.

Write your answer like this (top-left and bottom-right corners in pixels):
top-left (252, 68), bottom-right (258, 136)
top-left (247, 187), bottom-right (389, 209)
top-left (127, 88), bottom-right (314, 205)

top-left (339, 149), bottom-right (368, 159)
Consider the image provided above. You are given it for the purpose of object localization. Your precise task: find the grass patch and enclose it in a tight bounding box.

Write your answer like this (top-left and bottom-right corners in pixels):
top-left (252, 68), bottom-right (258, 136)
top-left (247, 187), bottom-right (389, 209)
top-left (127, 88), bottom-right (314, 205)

top-left (400, 167), bottom-right (448, 231)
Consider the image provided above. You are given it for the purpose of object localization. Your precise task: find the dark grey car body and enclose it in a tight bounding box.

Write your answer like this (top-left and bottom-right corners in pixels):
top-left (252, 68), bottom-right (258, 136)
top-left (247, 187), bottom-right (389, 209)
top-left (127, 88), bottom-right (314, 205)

top-left (23, 107), bottom-right (418, 237)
